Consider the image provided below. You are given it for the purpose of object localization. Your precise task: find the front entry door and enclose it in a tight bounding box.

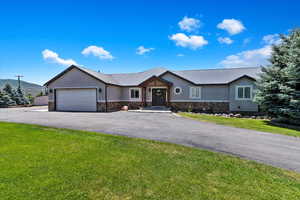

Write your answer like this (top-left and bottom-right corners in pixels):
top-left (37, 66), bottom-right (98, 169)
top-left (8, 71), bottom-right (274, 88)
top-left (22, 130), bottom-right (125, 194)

top-left (152, 88), bottom-right (167, 106)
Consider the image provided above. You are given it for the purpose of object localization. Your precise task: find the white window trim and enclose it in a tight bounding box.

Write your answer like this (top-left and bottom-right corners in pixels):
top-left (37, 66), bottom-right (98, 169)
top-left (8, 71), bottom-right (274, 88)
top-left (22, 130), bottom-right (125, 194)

top-left (174, 87), bottom-right (182, 95)
top-left (129, 88), bottom-right (141, 100)
top-left (189, 87), bottom-right (202, 99)
top-left (235, 85), bottom-right (253, 100)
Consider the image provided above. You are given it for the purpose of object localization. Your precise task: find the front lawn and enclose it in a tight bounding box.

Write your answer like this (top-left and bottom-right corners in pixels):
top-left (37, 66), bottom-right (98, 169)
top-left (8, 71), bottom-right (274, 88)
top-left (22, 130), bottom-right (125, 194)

top-left (0, 122), bottom-right (299, 200)
top-left (179, 112), bottom-right (300, 137)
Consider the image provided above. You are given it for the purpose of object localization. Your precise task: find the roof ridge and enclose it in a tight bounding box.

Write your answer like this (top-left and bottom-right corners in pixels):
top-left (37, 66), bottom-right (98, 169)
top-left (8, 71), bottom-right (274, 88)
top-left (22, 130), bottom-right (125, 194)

top-left (75, 65), bottom-right (121, 85)
top-left (173, 66), bottom-right (262, 72)
top-left (108, 67), bottom-right (167, 76)
top-left (78, 66), bottom-right (108, 75)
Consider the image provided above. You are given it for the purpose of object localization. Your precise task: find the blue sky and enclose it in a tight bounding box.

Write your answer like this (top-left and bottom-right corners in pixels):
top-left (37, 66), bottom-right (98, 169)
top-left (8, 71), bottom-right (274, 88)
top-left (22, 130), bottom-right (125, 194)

top-left (0, 0), bottom-right (299, 85)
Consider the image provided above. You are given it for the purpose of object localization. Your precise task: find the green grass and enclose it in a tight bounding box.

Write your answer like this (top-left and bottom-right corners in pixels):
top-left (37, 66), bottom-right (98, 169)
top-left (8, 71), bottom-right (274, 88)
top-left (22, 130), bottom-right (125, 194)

top-left (179, 112), bottom-right (300, 137)
top-left (0, 122), bottom-right (299, 200)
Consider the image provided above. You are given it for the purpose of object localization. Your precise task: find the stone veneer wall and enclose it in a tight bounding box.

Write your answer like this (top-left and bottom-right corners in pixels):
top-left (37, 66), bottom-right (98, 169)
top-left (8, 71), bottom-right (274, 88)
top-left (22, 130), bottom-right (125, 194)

top-left (50, 101), bottom-right (229, 113)
top-left (170, 102), bottom-right (229, 113)
top-left (122, 102), bottom-right (144, 110)
top-left (97, 102), bottom-right (106, 112)
top-left (48, 102), bottom-right (55, 111)
top-left (97, 101), bottom-right (144, 112)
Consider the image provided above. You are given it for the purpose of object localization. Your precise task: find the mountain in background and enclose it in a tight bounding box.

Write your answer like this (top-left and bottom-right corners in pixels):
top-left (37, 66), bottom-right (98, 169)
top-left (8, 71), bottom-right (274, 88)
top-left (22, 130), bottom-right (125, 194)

top-left (0, 79), bottom-right (44, 97)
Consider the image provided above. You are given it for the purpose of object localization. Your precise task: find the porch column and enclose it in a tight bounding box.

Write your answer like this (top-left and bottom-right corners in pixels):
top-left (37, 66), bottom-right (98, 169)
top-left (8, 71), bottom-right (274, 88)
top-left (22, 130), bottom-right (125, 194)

top-left (142, 87), bottom-right (146, 107)
top-left (167, 86), bottom-right (171, 107)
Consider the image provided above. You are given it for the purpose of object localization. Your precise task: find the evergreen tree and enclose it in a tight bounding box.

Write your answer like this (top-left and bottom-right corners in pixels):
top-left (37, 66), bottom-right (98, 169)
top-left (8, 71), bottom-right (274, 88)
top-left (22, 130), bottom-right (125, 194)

top-left (3, 83), bottom-right (13, 95)
top-left (2, 84), bottom-right (16, 106)
top-left (3, 83), bottom-right (29, 105)
top-left (15, 86), bottom-right (29, 105)
top-left (0, 88), bottom-right (16, 106)
top-left (255, 29), bottom-right (300, 125)
top-left (0, 90), bottom-right (6, 107)
top-left (283, 29), bottom-right (300, 124)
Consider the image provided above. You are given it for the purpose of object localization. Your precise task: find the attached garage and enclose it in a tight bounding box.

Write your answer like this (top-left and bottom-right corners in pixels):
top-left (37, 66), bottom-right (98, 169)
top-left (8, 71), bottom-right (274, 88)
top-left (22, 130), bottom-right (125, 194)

top-left (56, 88), bottom-right (97, 112)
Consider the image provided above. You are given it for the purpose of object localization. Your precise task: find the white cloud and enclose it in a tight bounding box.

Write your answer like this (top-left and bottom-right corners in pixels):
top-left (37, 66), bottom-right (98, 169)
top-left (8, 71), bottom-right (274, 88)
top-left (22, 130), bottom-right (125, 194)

top-left (217, 19), bottom-right (245, 35)
top-left (217, 37), bottom-right (233, 44)
top-left (262, 34), bottom-right (281, 45)
top-left (220, 45), bottom-right (272, 68)
top-left (42, 49), bottom-right (77, 66)
top-left (169, 33), bottom-right (208, 50)
top-left (178, 16), bottom-right (201, 32)
top-left (136, 46), bottom-right (154, 55)
top-left (219, 33), bottom-right (283, 68)
top-left (177, 53), bottom-right (184, 57)
top-left (81, 45), bottom-right (113, 60)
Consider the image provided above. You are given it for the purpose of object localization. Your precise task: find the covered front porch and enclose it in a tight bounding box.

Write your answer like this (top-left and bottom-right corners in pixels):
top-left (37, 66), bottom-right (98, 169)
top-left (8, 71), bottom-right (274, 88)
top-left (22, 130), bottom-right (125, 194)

top-left (138, 76), bottom-right (173, 108)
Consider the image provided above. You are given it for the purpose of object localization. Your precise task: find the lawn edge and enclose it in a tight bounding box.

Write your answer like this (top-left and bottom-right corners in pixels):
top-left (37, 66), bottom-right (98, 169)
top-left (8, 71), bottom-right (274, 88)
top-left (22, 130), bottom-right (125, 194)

top-left (178, 112), bottom-right (300, 138)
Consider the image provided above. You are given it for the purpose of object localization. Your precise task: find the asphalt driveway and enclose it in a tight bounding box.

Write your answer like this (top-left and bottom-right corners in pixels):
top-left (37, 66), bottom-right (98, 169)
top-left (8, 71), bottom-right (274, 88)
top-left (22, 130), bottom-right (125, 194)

top-left (1, 106), bottom-right (300, 172)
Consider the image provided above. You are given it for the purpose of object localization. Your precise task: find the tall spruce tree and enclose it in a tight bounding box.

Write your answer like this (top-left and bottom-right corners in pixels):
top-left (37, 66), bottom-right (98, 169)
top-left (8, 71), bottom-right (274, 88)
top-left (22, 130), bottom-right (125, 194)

top-left (15, 86), bottom-right (29, 105)
top-left (2, 84), bottom-right (16, 106)
top-left (0, 90), bottom-right (5, 107)
top-left (255, 29), bottom-right (300, 125)
top-left (0, 92), bottom-right (16, 107)
top-left (283, 29), bottom-right (300, 124)
top-left (3, 83), bottom-right (13, 95)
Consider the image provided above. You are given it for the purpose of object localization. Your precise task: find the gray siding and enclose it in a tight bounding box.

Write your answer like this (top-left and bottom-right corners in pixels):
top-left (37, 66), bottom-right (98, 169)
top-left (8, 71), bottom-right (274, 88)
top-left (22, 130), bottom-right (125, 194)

top-left (107, 85), bottom-right (121, 101)
top-left (120, 87), bottom-right (142, 101)
top-left (161, 73), bottom-right (228, 101)
top-left (161, 73), bottom-right (193, 101)
top-left (229, 77), bottom-right (258, 112)
top-left (47, 68), bottom-right (106, 101)
top-left (201, 85), bottom-right (228, 101)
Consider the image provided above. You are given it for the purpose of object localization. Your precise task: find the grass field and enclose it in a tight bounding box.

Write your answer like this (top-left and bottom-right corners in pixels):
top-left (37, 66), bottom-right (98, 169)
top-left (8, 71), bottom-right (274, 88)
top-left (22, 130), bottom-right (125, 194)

top-left (0, 122), bottom-right (300, 200)
top-left (179, 112), bottom-right (300, 137)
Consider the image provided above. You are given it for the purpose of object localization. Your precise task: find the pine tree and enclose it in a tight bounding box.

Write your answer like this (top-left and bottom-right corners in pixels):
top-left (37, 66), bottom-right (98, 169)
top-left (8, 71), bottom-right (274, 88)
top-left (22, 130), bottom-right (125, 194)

top-left (0, 90), bottom-right (6, 107)
top-left (0, 89), bottom-right (16, 106)
top-left (15, 86), bottom-right (29, 105)
top-left (3, 83), bottom-right (13, 95)
top-left (255, 29), bottom-right (300, 125)
top-left (283, 29), bottom-right (300, 124)
top-left (2, 83), bottom-right (17, 106)
top-left (2, 83), bottom-right (29, 105)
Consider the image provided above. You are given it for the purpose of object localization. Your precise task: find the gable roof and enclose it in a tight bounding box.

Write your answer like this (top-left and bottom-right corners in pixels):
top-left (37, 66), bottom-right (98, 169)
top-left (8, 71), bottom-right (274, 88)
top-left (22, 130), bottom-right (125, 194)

top-left (139, 75), bottom-right (173, 87)
top-left (109, 67), bottom-right (167, 86)
top-left (44, 65), bottom-right (261, 87)
top-left (44, 65), bottom-right (118, 86)
top-left (167, 67), bottom-right (261, 85)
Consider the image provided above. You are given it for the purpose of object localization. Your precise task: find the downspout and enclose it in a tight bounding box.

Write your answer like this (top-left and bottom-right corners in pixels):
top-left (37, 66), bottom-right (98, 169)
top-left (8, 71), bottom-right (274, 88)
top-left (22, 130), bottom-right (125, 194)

top-left (105, 85), bottom-right (108, 112)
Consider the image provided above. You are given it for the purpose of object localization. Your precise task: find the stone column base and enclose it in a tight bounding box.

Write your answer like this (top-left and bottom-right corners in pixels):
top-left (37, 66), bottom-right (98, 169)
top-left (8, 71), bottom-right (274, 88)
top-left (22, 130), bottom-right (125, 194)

top-left (48, 102), bottom-right (55, 111)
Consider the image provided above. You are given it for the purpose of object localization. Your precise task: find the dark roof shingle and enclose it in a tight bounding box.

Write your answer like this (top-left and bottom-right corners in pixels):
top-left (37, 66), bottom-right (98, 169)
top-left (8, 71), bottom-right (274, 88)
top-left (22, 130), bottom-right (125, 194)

top-left (170, 67), bottom-right (261, 84)
top-left (45, 65), bottom-right (261, 86)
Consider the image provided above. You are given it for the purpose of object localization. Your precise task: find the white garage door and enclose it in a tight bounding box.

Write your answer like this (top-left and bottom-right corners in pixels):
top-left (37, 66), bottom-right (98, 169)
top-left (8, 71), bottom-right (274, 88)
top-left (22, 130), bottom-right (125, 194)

top-left (56, 89), bottom-right (97, 112)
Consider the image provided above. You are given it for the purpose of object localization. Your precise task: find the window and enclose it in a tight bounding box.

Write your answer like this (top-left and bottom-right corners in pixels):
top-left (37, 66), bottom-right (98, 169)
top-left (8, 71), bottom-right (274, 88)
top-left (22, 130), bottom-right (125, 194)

top-left (189, 87), bottom-right (201, 99)
top-left (129, 88), bottom-right (140, 99)
top-left (174, 87), bottom-right (182, 95)
top-left (236, 86), bottom-right (252, 100)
